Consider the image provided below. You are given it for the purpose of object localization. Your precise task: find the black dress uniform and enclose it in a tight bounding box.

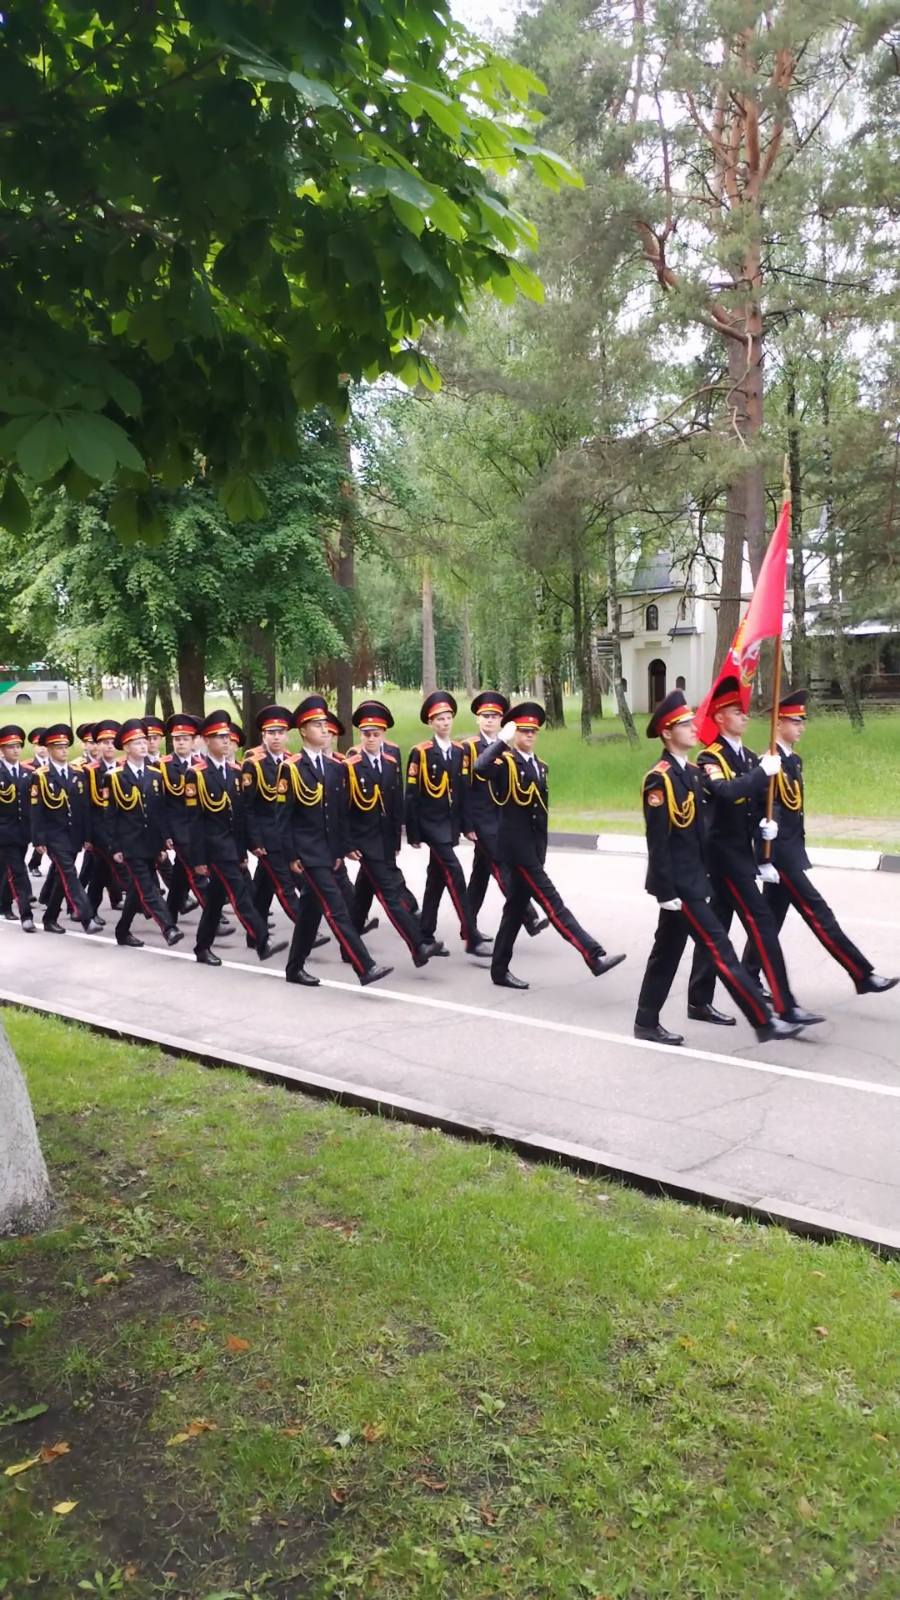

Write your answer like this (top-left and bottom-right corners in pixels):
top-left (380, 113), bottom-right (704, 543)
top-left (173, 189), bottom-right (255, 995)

top-left (284, 697), bottom-right (383, 984)
top-left (159, 713), bottom-right (205, 921)
top-left (474, 704), bottom-right (623, 988)
top-left (405, 691), bottom-right (487, 954)
top-left (75, 723), bottom-right (97, 891)
top-left (0, 726), bottom-right (35, 928)
top-left (26, 729), bottom-right (47, 876)
top-left (85, 717), bottom-right (126, 917)
top-left (104, 721), bottom-right (181, 947)
top-left (29, 725), bottom-right (100, 932)
top-left (686, 678), bottom-right (800, 1021)
top-left (346, 700), bottom-right (431, 966)
top-left (191, 712), bottom-right (273, 961)
top-left (461, 692), bottom-right (545, 940)
top-left (241, 706), bottom-right (301, 925)
top-left (633, 693), bottom-right (774, 1041)
top-left (743, 689), bottom-right (895, 996)
top-left (350, 733), bottom-right (418, 927)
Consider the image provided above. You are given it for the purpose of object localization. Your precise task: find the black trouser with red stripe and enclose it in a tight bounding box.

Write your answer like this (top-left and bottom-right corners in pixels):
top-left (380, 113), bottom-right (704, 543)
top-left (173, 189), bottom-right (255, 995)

top-left (744, 867), bottom-right (872, 991)
top-left (0, 844), bottom-right (32, 922)
top-left (167, 848), bottom-right (205, 921)
top-left (491, 858), bottom-right (605, 979)
top-left (688, 862), bottom-right (795, 1016)
top-left (42, 845), bottom-right (95, 928)
top-left (251, 849), bottom-right (300, 923)
top-left (88, 847), bottom-right (124, 914)
top-left (116, 855), bottom-right (176, 940)
top-left (355, 855), bottom-right (426, 959)
top-left (286, 856), bottom-right (374, 979)
top-left (195, 859), bottom-right (266, 954)
top-left (354, 867), bottom-right (418, 927)
top-left (638, 897), bottom-right (770, 1030)
top-left (468, 832), bottom-right (543, 937)
top-left (420, 838), bottom-right (480, 949)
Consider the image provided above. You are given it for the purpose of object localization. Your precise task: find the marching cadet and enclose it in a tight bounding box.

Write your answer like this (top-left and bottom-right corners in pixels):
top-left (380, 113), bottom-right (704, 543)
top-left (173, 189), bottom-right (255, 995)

top-left (85, 716), bottom-right (125, 919)
top-left (0, 725), bottom-right (36, 931)
top-left (633, 691), bottom-right (803, 1044)
top-left (191, 710), bottom-right (287, 967)
top-left (143, 716), bottom-right (165, 765)
top-left (405, 691), bottom-right (492, 958)
top-left (26, 728), bottom-right (48, 876)
top-left (241, 705), bottom-right (302, 927)
top-left (75, 723), bottom-right (98, 765)
top-left (227, 720), bottom-right (245, 762)
top-left (283, 694), bottom-right (391, 987)
top-left (346, 700), bottom-right (436, 968)
top-left (350, 713), bottom-right (414, 934)
top-left (686, 676), bottom-right (823, 1028)
top-left (160, 711), bottom-right (210, 924)
top-left (29, 724), bottom-right (103, 935)
top-left (461, 691), bottom-right (548, 941)
top-left (105, 718), bottom-right (183, 949)
top-left (743, 688), bottom-right (897, 998)
top-left (474, 704), bottom-right (625, 990)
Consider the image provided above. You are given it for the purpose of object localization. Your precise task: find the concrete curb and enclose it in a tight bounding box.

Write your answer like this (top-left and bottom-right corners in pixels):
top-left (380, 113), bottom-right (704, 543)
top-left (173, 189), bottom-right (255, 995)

top-left (5, 990), bottom-right (897, 1258)
top-left (548, 831), bottom-right (896, 872)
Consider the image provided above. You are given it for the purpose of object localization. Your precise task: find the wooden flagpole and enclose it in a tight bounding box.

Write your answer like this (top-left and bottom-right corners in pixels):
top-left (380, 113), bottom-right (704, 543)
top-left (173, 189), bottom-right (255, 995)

top-left (763, 458), bottom-right (791, 853)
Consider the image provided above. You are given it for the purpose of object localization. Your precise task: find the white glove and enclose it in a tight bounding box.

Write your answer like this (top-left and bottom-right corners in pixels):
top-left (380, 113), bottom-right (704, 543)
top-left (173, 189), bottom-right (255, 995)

top-left (759, 750), bottom-right (782, 777)
top-left (758, 817), bottom-right (779, 841)
top-left (757, 863), bottom-right (780, 884)
top-left (499, 721), bottom-right (517, 744)
top-left (658, 897), bottom-right (682, 911)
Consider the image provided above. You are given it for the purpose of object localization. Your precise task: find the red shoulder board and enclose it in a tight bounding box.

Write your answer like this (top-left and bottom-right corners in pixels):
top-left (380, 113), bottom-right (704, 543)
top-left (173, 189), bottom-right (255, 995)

top-left (382, 751), bottom-right (397, 765)
top-left (227, 761), bottom-right (241, 770)
top-left (346, 752), bottom-right (362, 765)
top-left (193, 758), bottom-right (207, 770)
top-left (414, 740), bottom-right (431, 753)
top-left (652, 759), bottom-right (671, 772)
top-left (329, 751), bottom-right (347, 764)
top-left (160, 752), bottom-right (173, 764)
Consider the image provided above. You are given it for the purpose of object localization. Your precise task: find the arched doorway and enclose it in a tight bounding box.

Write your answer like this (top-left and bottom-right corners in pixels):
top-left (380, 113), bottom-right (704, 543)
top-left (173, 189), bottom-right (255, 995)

top-left (648, 658), bottom-right (667, 708)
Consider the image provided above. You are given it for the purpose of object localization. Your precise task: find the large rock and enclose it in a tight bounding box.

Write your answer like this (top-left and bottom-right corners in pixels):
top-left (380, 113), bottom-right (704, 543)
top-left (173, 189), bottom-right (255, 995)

top-left (0, 1021), bottom-right (53, 1237)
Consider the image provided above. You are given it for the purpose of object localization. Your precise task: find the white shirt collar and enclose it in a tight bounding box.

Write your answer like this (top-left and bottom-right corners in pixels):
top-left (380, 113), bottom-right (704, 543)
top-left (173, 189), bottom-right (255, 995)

top-left (722, 734), bottom-right (743, 756)
top-left (50, 758), bottom-right (68, 776)
top-left (777, 741), bottom-right (791, 757)
top-left (127, 759), bottom-right (145, 777)
top-left (670, 751), bottom-right (688, 768)
top-left (434, 735), bottom-right (452, 754)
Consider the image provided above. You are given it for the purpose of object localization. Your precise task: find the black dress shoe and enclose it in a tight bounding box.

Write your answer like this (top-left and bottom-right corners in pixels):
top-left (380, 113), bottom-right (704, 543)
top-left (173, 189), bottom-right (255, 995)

top-left (781, 1006), bottom-right (825, 1025)
top-left (84, 918), bottom-right (104, 935)
top-left (42, 919), bottom-right (65, 934)
top-left (257, 938), bottom-right (287, 963)
top-left (360, 964), bottom-right (393, 987)
top-left (116, 932), bottom-right (144, 948)
top-left (214, 924), bottom-right (236, 938)
top-left (180, 895), bottom-right (199, 915)
top-left (755, 1017), bottom-right (804, 1042)
top-left (21, 917), bottom-right (36, 933)
top-left (196, 947), bottom-right (222, 967)
top-left (687, 1004), bottom-right (736, 1026)
top-left (362, 917), bottom-right (380, 934)
top-left (2, 910), bottom-right (17, 922)
top-left (525, 916), bottom-right (550, 937)
top-left (412, 944), bottom-right (431, 968)
top-left (312, 933), bottom-right (330, 949)
top-left (424, 938), bottom-right (449, 956)
top-left (856, 973), bottom-right (899, 995)
top-left (589, 951), bottom-right (626, 978)
top-left (466, 938), bottom-right (493, 958)
top-left (634, 1022), bottom-right (684, 1045)
top-left (492, 971), bottom-right (529, 989)
top-left (165, 927), bottom-right (184, 947)
top-left (286, 967), bottom-right (320, 986)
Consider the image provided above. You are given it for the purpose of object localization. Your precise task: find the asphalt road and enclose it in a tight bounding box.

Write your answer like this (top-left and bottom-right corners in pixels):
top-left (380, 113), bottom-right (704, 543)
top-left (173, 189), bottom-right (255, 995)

top-left (4, 845), bottom-right (899, 1247)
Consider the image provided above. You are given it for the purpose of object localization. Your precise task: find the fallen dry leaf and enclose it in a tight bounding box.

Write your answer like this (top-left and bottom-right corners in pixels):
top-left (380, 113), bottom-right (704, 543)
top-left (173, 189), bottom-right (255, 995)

top-left (123, 1563), bottom-right (140, 1581)
top-left (52, 1500), bottom-right (78, 1515)
top-left (12, 1314), bottom-right (34, 1328)
top-left (479, 1501), bottom-right (497, 1526)
top-left (330, 1485), bottom-right (348, 1504)
top-left (415, 1473), bottom-right (448, 1492)
top-left (812, 1326), bottom-right (829, 1339)
top-left (166, 1419), bottom-right (217, 1446)
top-left (891, 1288), bottom-right (900, 1301)
top-left (872, 1432), bottom-right (889, 1443)
top-left (362, 1423), bottom-right (385, 1443)
top-left (94, 1272), bottom-right (117, 1286)
top-left (40, 1442), bottom-right (70, 1463)
top-left (797, 1495), bottom-right (815, 1521)
top-left (187, 1318), bottom-right (207, 1332)
top-left (225, 1335), bottom-right (251, 1354)
top-left (811, 1270), bottom-right (826, 1279)
top-left (4, 1454), bottom-right (41, 1477)
top-left (280, 1427), bottom-right (302, 1438)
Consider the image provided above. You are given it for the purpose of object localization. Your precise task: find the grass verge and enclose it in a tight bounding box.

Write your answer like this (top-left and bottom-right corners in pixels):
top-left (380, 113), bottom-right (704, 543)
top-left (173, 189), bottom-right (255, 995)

top-left (1, 1012), bottom-right (898, 1599)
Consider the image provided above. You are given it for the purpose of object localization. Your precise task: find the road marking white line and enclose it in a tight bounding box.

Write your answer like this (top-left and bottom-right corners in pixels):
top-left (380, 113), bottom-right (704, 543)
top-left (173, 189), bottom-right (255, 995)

top-left (5, 925), bottom-right (900, 1099)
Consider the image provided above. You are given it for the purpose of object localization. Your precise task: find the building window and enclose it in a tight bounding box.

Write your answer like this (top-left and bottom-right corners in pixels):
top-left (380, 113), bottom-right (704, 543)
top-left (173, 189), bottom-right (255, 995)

top-left (645, 603), bottom-right (659, 631)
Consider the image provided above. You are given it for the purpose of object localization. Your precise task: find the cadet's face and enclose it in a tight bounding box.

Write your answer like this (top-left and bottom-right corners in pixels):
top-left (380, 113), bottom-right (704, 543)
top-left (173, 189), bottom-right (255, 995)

top-left (264, 727), bottom-right (288, 754)
top-left (172, 733), bottom-right (193, 757)
top-left (430, 711), bottom-right (453, 739)
top-left (3, 739), bottom-right (23, 761)
top-left (477, 712), bottom-right (501, 737)
top-left (146, 734), bottom-right (161, 753)
top-left (97, 738), bottom-right (116, 762)
top-left (778, 716), bottom-right (804, 746)
top-left (126, 736), bottom-right (149, 761)
top-left (206, 732), bottom-right (231, 760)
top-left (360, 726), bottom-right (384, 752)
top-left (514, 726), bottom-right (538, 754)
top-left (323, 729), bottom-right (336, 752)
top-left (665, 719), bottom-right (697, 754)
top-left (715, 705), bottom-right (748, 738)
top-left (302, 717), bottom-right (328, 750)
top-left (48, 740), bottom-right (70, 761)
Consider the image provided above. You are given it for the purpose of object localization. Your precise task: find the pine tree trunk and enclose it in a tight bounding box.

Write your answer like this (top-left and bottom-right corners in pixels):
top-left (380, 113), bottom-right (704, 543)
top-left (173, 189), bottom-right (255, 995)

top-left (177, 639), bottom-right (206, 716)
top-left (241, 623), bottom-right (276, 740)
top-left (786, 370), bottom-right (808, 687)
top-left (334, 424), bottom-right (357, 747)
top-left (0, 1024), bottom-right (52, 1237)
top-left (421, 563), bottom-right (437, 693)
top-left (821, 354), bottom-right (864, 730)
top-left (460, 597), bottom-right (475, 697)
top-left (572, 564), bottom-right (592, 738)
top-left (605, 526), bottom-right (639, 745)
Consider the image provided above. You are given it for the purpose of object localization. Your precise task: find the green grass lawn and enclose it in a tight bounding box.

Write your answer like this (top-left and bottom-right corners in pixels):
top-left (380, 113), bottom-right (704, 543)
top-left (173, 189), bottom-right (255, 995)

top-left (10, 688), bottom-right (900, 835)
top-left (1, 1012), bottom-right (898, 1599)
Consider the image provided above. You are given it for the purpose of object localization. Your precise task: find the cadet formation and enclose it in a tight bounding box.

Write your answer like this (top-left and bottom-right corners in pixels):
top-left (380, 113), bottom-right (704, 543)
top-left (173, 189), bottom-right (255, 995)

top-left (0, 682), bottom-right (894, 1044)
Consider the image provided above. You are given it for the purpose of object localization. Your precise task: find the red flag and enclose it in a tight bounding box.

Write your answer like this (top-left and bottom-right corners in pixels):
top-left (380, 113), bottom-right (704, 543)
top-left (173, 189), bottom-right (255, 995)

top-left (694, 498), bottom-right (790, 746)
